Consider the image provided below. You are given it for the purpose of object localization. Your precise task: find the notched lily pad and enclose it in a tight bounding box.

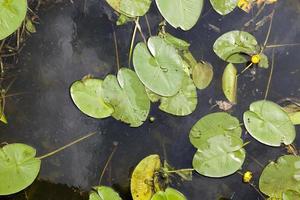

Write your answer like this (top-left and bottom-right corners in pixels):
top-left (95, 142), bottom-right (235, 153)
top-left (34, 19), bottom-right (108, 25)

top-left (105, 0), bottom-right (152, 17)
top-left (70, 78), bottom-right (114, 119)
top-left (133, 36), bottom-right (184, 96)
top-left (102, 68), bottom-right (150, 127)
top-left (243, 100), bottom-right (296, 146)
top-left (259, 155), bottom-right (300, 198)
top-left (0, 143), bottom-right (41, 195)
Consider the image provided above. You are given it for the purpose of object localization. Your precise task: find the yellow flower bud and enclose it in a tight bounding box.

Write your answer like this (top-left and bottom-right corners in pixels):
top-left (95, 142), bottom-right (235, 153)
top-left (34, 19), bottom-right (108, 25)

top-left (243, 171), bottom-right (253, 183)
top-left (251, 54), bottom-right (261, 64)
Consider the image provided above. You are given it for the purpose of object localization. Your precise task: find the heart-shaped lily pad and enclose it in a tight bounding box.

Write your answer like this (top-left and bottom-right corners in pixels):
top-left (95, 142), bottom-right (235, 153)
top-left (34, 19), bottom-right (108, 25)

top-left (105, 0), bottom-right (152, 17)
top-left (213, 30), bottom-right (259, 63)
top-left (0, 0), bottom-right (27, 40)
top-left (243, 100), bottom-right (296, 146)
top-left (259, 155), bottom-right (300, 198)
top-left (102, 68), bottom-right (150, 127)
top-left (70, 78), bottom-right (114, 119)
top-left (133, 36), bottom-right (184, 96)
top-left (0, 143), bottom-right (41, 195)
top-left (192, 134), bottom-right (246, 177)
top-left (189, 112), bottom-right (242, 148)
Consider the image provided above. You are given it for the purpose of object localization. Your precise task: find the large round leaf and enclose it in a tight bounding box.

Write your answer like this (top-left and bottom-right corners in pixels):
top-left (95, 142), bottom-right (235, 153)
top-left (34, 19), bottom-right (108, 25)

top-left (151, 188), bottom-right (187, 200)
top-left (243, 100), bottom-right (296, 146)
top-left (155, 0), bottom-right (204, 30)
top-left (159, 75), bottom-right (198, 116)
top-left (189, 112), bottom-right (242, 148)
top-left (70, 78), bottom-right (114, 119)
top-left (222, 63), bottom-right (237, 104)
top-left (131, 155), bottom-right (161, 200)
top-left (192, 62), bottom-right (214, 90)
top-left (89, 186), bottom-right (122, 200)
top-left (133, 36), bottom-right (184, 96)
top-left (213, 31), bottom-right (259, 63)
top-left (0, 0), bottom-right (27, 40)
top-left (210, 0), bottom-right (238, 15)
top-left (259, 155), bottom-right (300, 198)
top-left (102, 68), bottom-right (150, 127)
top-left (192, 134), bottom-right (246, 177)
top-left (105, 0), bottom-right (152, 17)
top-left (0, 143), bottom-right (41, 195)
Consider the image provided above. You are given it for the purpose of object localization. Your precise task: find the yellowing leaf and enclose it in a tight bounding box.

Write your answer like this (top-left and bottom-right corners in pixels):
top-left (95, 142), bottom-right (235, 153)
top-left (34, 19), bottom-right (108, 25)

top-left (131, 155), bottom-right (161, 200)
top-left (222, 63), bottom-right (237, 104)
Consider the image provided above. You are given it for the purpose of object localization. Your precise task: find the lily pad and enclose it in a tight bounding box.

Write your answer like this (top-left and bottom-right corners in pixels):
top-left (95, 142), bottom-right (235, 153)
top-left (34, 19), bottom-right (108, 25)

top-left (192, 62), bottom-right (214, 90)
top-left (210, 0), bottom-right (238, 15)
top-left (0, 143), bottom-right (41, 195)
top-left (192, 134), bottom-right (246, 177)
top-left (131, 155), bottom-right (161, 200)
top-left (159, 74), bottom-right (198, 116)
top-left (162, 33), bottom-right (190, 51)
top-left (70, 78), bottom-right (114, 119)
top-left (155, 0), bottom-right (204, 30)
top-left (243, 100), bottom-right (296, 146)
top-left (89, 186), bottom-right (122, 200)
top-left (133, 36), bottom-right (184, 96)
top-left (151, 188), bottom-right (187, 200)
top-left (189, 112), bottom-right (242, 148)
top-left (0, 0), bottom-right (27, 40)
top-left (259, 155), bottom-right (300, 198)
top-left (102, 68), bottom-right (150, 127)
top-left (283, 190), bottom-right (300, 200)
top-left (105, 0), bottom-right (152, 17)
top-left (213, 31), bottom-right (259, 63)
top-left (283, 104), bottom-right (300, 125)
top-left (222, 63), bottom-right (237, 104)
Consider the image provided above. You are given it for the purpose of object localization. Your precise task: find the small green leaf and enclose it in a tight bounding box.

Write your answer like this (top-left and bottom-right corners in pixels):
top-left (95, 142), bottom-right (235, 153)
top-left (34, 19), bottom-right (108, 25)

top-left (222, 63), bottom-right (237, 104)
top-left (259, 155), bottom-right (300, 198)
top-left (0, 106), bottom-right (7, 124)
top-left (258, 53), bottom-right (269, 69)
top-left (189, 112), bottom-right (242, 148)
top-left (133, 36), bottom-right (184, 96)
top-left (0, 143), bottom-right (41, 195)
top-left (283, 104), bottom-right (300, 125)
top-left (210, 0), bottom-right (238, 15)
top-left (25, 17), bottom-right (36, 33)
top-left (283, 190), bottom-right (300, 200)
top-left (116, 14), bottom-right (133, 25)
top-left (102, 68), bottom-right (150, 127)
top-left (0, 0), bottom-right (27, 40)
top-left (105, 0), bottom-right (152, 17)
top-left (192, 62), bottom-right (214, 90)
top-left (151, 188), bottom-right (187, 200)
top-left (155, 0), bottom-right (204, 30)
top-left (70, 78), bottom-right (114, 119)
top-left (192, 134), bottom-right (246, 177)
top-left (243, 100), bottom-right (296, 146)
top-left (213, 31), bottom-right (259, 63)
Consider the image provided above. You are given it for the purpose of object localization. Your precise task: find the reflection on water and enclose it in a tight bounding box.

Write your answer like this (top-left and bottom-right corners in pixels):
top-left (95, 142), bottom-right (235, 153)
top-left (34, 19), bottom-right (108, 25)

top-left (0, 0), bottom-right (300, 199)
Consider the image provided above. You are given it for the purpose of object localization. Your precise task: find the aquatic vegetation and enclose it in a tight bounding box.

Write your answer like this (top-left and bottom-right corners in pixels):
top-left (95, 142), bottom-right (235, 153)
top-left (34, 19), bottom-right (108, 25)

top-left (151, 187), bottom-right (187, 200)
top-left (222, 63), bottom-right (237, 104)
top-left (105, 0), bottom-right (152, 17)
top-left (243, 100), bottom-right (296, 146)
top-left (210, 0), bottom-right (238, 15)
top-left (89, 186), bottom-right (122, 200)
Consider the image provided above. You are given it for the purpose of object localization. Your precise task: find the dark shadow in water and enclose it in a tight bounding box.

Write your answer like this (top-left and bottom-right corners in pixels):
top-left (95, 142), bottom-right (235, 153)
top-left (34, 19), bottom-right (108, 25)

top-left (0, 0), bottom-right (300, 199)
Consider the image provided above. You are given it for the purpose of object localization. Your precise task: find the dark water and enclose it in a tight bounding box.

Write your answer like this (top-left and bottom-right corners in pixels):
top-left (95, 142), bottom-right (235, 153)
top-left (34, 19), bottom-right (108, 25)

top-left (1, 0), bottom-right (300, 199)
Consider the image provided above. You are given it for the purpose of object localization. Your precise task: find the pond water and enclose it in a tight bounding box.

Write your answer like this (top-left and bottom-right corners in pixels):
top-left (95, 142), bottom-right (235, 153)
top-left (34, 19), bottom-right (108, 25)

top-left (1, 0), bottom-right (300, 199)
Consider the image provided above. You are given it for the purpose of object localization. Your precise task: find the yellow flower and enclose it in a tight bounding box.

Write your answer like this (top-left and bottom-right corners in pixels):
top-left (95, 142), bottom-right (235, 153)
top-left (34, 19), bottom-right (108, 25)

top-left (243, 171), bottom-right (253, 183)
top-left (251, 54), bottom-right (261, 64)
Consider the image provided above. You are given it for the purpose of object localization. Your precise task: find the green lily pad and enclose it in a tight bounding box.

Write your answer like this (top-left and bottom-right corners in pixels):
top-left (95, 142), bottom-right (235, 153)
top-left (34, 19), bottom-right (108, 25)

top-left (102, 68), bottom-right (150, 127)
top-left (0, 0), bottom-right (27, 40)
top-left (222, 63), bottom-right (237, 104)
top-left (283, 190), bottom-right (300, 200)
top-left (189, 112), bottom-right (242, 148)
top-left (155, 0), bottom-right (204, 30)
top-left (151, 188), bottom-right (187, 200)
top-left (89, 186), bottom-right (122, 200)
top-left (192, 134), bottom-right (246, 177)
top-left (210, 0), bottom-right (238, 15)
top-left (213, 30), bottom-right (259, 63)
top-left (192, 61), bottom-right (214, 90)
top-left (159, 74), bottom-right (197, 116)
top-left (133, 36), bottom-right (184, 96)
top-left (70, 78), bottom-right (114, 119)
top-left (243, 100), bottom-right (296, 146)
top-left (283, 104), bottom-right (300, 125)
top-left (259, 155), bottom-right (300, 198)
top-left (105, 0), bottom-right (152, 17)
top-left (145, 87), bottom-right (161, 103)
top-left (161, 33), bottom-right (190, 51)
top-left (0, 143), bottom-right (41, 195)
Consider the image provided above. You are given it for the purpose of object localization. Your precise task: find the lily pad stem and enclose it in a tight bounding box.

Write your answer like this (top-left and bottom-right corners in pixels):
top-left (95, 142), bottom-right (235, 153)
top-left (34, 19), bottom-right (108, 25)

top-left (261, 10), bottom-right (275, 53)
top-left (128, 21), bottom-right (138, 67)
top-left (135, 18), bottom-right (147, 43)
top-left (37, 132), bottom-right (97, 159)
top-left (264, 49), bottom-right (275, 100)
top-left (238, 62), bottom-right (253, 76)
top-left (112, 28), bottom-right (120, 71)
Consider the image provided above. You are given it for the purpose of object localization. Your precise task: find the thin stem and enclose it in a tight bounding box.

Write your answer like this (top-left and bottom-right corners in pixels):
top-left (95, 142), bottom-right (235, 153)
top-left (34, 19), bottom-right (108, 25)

top-left (244, 2), bottom-right (266, 27)
top-left (37, 132), bottom-right (97, 159)
top-left (135, 18), bottom-right (147, 43)
top-left (144, 14), bottom-right (152, 37)
top-left (238, 62), bottom-right (253, 76)
top-left (99, 142), bottom-right (118, 185)
top-left (249, 182), bottom-right (266, 200)
top-left (248, 154), bottom-right (265, 168)
top-left (266, 43), bottom-right (300, 48)
top-left (261, 10), bottom-right (275, 53)
top-left (128, 22), bottom-right (138, 67)
top-left (112, 29), bottom-right (120, 71)
top-left (264, 49), bottom-right (275, 100)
